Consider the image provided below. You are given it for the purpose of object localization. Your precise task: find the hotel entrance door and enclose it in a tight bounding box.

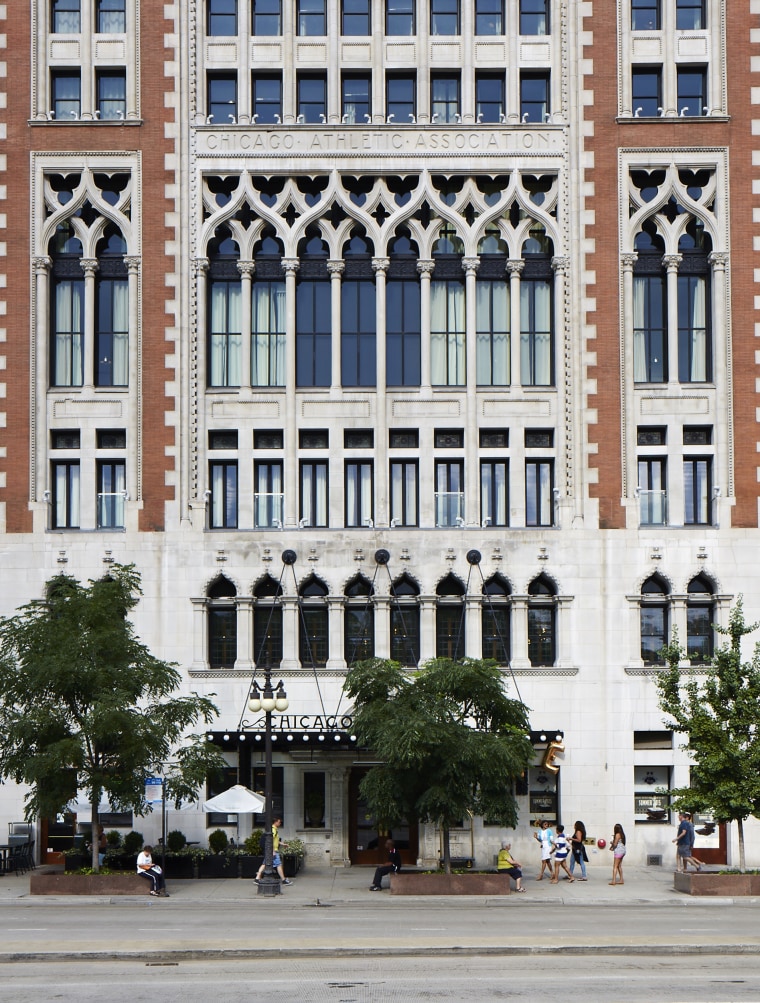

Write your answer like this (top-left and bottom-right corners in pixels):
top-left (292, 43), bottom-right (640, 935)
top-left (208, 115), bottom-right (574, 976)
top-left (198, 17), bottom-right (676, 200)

top-left (348, 767), bottom-right (418, 866)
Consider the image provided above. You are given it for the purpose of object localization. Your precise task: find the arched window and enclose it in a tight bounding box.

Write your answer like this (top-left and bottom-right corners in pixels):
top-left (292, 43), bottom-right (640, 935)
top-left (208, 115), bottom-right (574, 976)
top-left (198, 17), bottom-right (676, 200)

top-left (435, 574), bottom-right (465, 659)
top-left (50, 221), bottom-right (84, 387)
top-left (341, 232), bottom-right (376, 387)
top-left (299, 575), bottom-right (329, 667)
top-left (686, 574), bottom-right (714, 664)
top-left (296, 231), bottom-right (330, 387)
top-left (633, 222), bottom-right (666, 384)
top-left (482, 574), bottom-right (511, 664)
top-left (520, 222), bottom-right (554, 387)
top-left (386, 230), bottom-right (420, 387)
top-left (208, 226), bottom-right (241, 387)
top-left (640, 574), bottom-right (669, 665)
top-left (527, 574), bottom-right (556, 666)
top-left (390, 573), bottom-right (420, 666)
top-left (207, 575), bottom-right (237, 668)
top-left (344, 575), bottom-right (375, 665)
top-left (677, 216), bottom-right (712, 383)
top-left (253, 575), bottom-right (283, 669)
top-left (251, 230), bottom-right (286, 387)
top-left (95, 225), bottom-right (128, 386)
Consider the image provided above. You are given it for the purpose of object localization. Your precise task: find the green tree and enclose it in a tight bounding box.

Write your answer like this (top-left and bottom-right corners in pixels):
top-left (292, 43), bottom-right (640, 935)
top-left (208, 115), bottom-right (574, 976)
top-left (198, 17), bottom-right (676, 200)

top-left (0, 565), bottom-right (227, 871)
top-left (343, 657), bottom-right (533, 872)
top-left (656, 599), bottom-right (760, 872)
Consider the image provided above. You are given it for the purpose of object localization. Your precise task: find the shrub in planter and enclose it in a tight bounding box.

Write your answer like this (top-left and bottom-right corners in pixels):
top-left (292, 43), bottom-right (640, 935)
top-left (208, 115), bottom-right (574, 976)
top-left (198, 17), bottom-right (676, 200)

top-left (208, 828), bottom-right (229, 854)
top-left (122, 830), bottom-right (144, 856)
top-left (243, 830), bottom-right (264, 855)
top-left (166, 829), bottom-right (187, 853)
top-left (105, 830), bottom-right (122, 849)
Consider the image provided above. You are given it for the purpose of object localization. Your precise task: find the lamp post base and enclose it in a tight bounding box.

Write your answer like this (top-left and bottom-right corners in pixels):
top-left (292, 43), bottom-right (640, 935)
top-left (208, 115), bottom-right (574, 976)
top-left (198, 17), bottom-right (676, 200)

top-left (257, 870), bottom-right (281, 896)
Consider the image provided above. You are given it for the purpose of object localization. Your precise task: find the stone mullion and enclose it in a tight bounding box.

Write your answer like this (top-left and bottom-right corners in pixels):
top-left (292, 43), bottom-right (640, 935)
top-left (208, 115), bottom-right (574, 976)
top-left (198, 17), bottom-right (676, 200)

top-left (282, 258), bottom-right (300, 527)
top-left (463, 256), bottom-right (480, 525)
top-left (328, 260), bottom-right (344, 391)
top-left (373, 257), bottom-right (389, 526)
top-left (238, 260), bottom-right (255, 390)
top-left (417, 259), bottom-right (434, 391)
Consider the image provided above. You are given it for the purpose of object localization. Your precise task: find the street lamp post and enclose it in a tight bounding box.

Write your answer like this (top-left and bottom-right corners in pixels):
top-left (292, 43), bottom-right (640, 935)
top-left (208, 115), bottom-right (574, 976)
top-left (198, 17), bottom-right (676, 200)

top-left (248, 667), bottom-right (289, 896)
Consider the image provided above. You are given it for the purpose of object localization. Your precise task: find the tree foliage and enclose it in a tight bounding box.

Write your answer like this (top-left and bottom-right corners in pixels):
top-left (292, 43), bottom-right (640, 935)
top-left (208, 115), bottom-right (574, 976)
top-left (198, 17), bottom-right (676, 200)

top-left (344, 657), bottom-right (533, 871)
top-left (0, 565), bottom-right (226, 870)
top-left (656, 599), bottom-right (760, 871)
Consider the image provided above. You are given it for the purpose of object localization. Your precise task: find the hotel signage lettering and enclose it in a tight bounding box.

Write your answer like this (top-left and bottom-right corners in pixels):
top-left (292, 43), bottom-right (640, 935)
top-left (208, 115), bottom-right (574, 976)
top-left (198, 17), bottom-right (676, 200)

top-left (248, 714), bottom-right (354, 732)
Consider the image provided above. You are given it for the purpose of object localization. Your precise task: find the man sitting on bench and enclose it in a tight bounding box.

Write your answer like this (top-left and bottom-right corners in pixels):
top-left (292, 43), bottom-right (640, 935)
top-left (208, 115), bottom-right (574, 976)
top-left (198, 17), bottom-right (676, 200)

top-left (369, 838), bottom-right (401, 891)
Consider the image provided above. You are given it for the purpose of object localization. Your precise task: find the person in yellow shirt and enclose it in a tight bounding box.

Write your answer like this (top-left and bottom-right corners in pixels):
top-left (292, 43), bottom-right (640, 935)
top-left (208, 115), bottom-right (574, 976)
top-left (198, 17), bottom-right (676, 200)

top-left (497, 841), bottom-right (525, 892)
top-left (254, 816), bottom-right (292, 885)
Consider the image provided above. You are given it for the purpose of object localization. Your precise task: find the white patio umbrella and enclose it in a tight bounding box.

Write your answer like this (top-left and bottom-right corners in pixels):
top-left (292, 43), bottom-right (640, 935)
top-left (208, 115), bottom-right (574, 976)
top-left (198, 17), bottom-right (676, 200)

top-left (202, 785), bottom-right (266, 843)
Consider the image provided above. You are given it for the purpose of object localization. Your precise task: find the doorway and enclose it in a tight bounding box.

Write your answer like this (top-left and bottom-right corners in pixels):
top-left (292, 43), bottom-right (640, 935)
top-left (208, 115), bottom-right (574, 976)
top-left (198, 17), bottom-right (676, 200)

top-left (348, 767), bottom-right (418, 866)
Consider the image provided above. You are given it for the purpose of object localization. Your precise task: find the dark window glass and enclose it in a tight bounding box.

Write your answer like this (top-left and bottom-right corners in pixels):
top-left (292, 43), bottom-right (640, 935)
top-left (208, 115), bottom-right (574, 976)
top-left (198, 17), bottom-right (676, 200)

top-left (97, 0), bottom-right (126, 33)
top-left (300, 606), bottom-right (329, 667)
top-left (96, 278), bottom-right (128, 385)
top-left (252, 74), bottom-right (282, 124)
top-left (431, 74), bottom-right (460, 122)
top-left (475, 0), bottom-right (503, 34)
top-left (52, 430), bottom-right (81, 449)
top-left (390, 461), bottom-right (418, 526)
top-left (436, 603), bottom-right (465, 659)
top-left (52, 461), bottom-right (80, 529)
top-left (345, 461), bottom-right (373, 527)
top-left (342, 279), bottom-right (376, 384)
top-left (476, 73), bottom-right (505, 123)
top-left (481, 460), bottom-right (508, 527)
top-left (300, 460), bottom-right (329, 526)
top-left (684, 458), bottom-right (712, 525)
top-left (52, 71), bottom-right (81, 119)
top-left (344, 604), bottom-right (375, 664)
top-left (641, 603), bottom-right (667, 665)
top-left (638, 458), bottom-right (667, 526)
top-left (520, 279), bottom-right (553, 385)
top-left (632, 68), bottom-right (661, 117)
top-left (298, 0), bottom-right (326, 35)
top-left (476, 279), bottom-right (509, 383)
top-left (299, 429), bottom-right (329, 449)
top-left (386, 0), bottom-right (414, 34)
top-left (389, 429), bottom-right (419, 448)
top-left (97, 70), bottom-right (126, 120)
top-left (97, 460), bottom-right (126, 528)
top-left (96, 428), bottom-right (125, 449)
top-left (297, 73), bottom-right (327, 122)
top-left (386, 278), bottom-right (420, 384)
top-left (633, 274), bottom-right (666, 381)
top-left (637, 427), bottom-right (666, 446)
top-left (482, 604), bottom-right (510, 664)
top-left (683, 426), bottom-right (711, 445)
top-left (520, 72), bottom-right (549, 122)
top-left (209, 606), bottom-right (237, 667)
top-left (254, 603), bottom-right (283, 668)
top-left (525, 459), bottom-right (553, 526)
top-left (676, 0), bottom-right (705, 30)
top-left (390, 604), bottom-right (420, 666)
top-left (527, 605), bottom-right (555, 666)
top-left (631, 0), bottom-right (660, 30)
top-left (386, 74), bottom-right (416, 124)
top-left (686, 603), bottom-right (713, 663)
top-left (519, 0), bottom-right (548, 34)
top-left (296, 279), bottom-right (331, 385)
top-left (254, 461), bottom-right (283, 528)
top-left (208, 73), bottom-right (238, 123)
top-left (677, 67), bottom-right (706, 117)
top-left (209, 461), bottom-right (238, 528)
top-left (525, 429), bottom-right (553, 448)
top-left (343, 0), bottom-right (370, 34)
top-left (342, 74), bottom-right (371, 124)
top-left (479, 429), bottom-right (508, 448)
top-left (434, 429), bottom-right (463, 448)
top-left (53, 0), bottom-right (80, 33)
top-left (52, 279), bottom-right (84, 385)
top-left (345, 429), bottom-right (374, 448)
top-left (209, 430), bottom-right (238, 449)
top-left (253, 0), bottom-right (282, 34)
top-left (430, 0), bottom-right (459, 34)
top-left (208, 0), bottom-right (237, 34)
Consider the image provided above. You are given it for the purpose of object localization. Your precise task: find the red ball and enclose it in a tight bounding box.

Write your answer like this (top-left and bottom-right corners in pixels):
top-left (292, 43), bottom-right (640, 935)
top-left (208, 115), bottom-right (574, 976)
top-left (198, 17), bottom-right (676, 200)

top-left (597, 838), bottom-right (606, 849)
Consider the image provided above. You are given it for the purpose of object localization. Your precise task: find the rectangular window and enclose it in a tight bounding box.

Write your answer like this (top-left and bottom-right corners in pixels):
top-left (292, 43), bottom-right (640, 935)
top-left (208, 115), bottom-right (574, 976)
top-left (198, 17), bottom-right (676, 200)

top-left (97, 0), bottom-right (126, 32)
top-left (633, 275), bottom-right (666, 381)
top-left (96, 278), bottom-right (128, 386)
top-left (390, 429), bottom-right (419, 448)
top-left (520, 72), bottom-right (549, 123)
top-left (641, 605), bottom-right (667, 664)
top-left (209, 461), bottom-right (238, 528)
top-left (481, 460), bottom-right (508, 527)
top-left (208, 73), bottom-right (238, 123)
top-left (386, 278), bottom-right (420, 384)
top-left (431, 74), bottom-right (460, 123)
top-left (632, 68), bottom-right (662, 117)
top-left (252, 74), bottom-right (282, 124)
top-left (436, 604), bottom-right (465, 659)
top-left (252, 280), bottom-right (286, 384)
top-left (298, 0), bottom-right (326, 35)
top-left (386, 0), bottom-right (414, 34)
top-left (97, 460), bottom-right (126, 529)
top-left (345, 461), bottom-right (373, 527)
top-left (435, 460), bottom-right (464, 527)
top-left (52, 429), bottom-right (81, 449)
top-left (51, 71), bottom-right (81, 119)
top-left (96, 428), bottom-right (125, 450)
top-left (519, 0), bottom-right (548, 34)
top-left (96, 70), bottom-right (126, 120)
top-left (303, 772), bottom-right (326, 828)
top-left (300, 429), bottom-right (329, 449)
top-left (52, 0), bottom-right (80, 33)
top-left (296, 279), bottom-right (331, 385)
top-left (638, 458), bottom-right (667, 526)
top-left (209, 280), bottom-right (242, 387)
top-left (253, 0), bottom-right (282, 34)
top-left (477, 279), bottom-right (509, 383)
top-left (475, 0), bottom-right (503, 34)
top-left (343, 0), bottom-right (370, 34)
top-left (52, 279), bottom-right (84, 386)
top-left (684, 458), bottom-right (711, 525)
top-left (209, 606), bottom-right (237, 667)
top-left (633, 766), bottom-right (671, 819)
top-left (208, 0), bottom-right (237, 34)
top-left (254, 602), bottom-right (283, 667)
top-left (300, 461), bottom-right (329, 527)
top-left (342, 73), bottom-right (372, 124)
top-left (631, 0), bottom-right (660, 30)
top-left (476, 73), bottom-right (505, 123)
top-left (254, 460), bottom-right (284, 528)
top-left (386, 74), bottom-right (416, 124)
top-left (431, 280), bottom-right (465, 385)
top-left (430, 0), bottom-right (459, 34)
top-left (345, 429), bottom-right (373, 448)
top-left (210, 429), bottom-right (238, 449)
top-left (676, 0), bottom-right (705, 30)
top-left (390, 461), bottom-right (418, 526)
top-left (482, 605), bottom-right (510, 664)
top-left (390, 605), bottom-right (420, 666)
top-left (520, 279), bottom-right (552, 386)
top-left (341, 279), bottom-right (376, 385)
top-left (52, 461), bottom-right (80, 529)
top-left (677, 67), bottom-right (706, 117)
top-left (525, 459), bottom-right (553, 527)
top-left (297, 73), bottom-right (327, 123)
top-left (686, 603), bottom-right (713, 662)
top-left (527, 605), bottom-right (555, 666)
top-left (678, 274), bottom-right (710, 381)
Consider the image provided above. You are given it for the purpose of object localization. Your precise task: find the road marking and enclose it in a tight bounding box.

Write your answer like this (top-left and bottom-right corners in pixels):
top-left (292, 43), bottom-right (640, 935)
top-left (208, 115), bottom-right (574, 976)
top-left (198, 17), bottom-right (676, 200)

top-left (6, 928), bottom-right (48, 931)
top-left (410, 927), bottom-right (446, 931)
top-left (137, 928), bottom-right (183, 932)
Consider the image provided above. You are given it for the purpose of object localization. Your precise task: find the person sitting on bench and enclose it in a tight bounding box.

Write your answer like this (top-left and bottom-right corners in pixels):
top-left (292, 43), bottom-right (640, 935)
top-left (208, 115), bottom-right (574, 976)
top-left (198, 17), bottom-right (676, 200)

top-left (369, 838), bottom-right (401, 891)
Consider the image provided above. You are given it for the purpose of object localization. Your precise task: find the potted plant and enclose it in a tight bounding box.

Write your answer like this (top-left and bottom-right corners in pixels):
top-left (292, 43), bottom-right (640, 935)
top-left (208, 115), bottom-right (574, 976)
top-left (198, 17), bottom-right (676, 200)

top-left (238, 829), bottom-right (264, 878)
top-left (280, 837), bottom-right (305, 877)
top-left (198, 829), bottom-right (236, 877)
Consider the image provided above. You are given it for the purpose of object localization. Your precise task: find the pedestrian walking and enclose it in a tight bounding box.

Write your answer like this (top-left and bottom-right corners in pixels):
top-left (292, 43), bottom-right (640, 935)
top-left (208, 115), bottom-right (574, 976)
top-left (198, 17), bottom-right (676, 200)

top-left (254, 816), bottom-right (292, 885)
top-left (609, 823), bottom-right (626, 885)
top-left (533, 819), bottom-right (554, 880)
top-left (673, 811), bottom-right (703, 872)
top-left (568, 820), bottom-right (588, 880)
top-left (551, 824), bottom-right (574, 883)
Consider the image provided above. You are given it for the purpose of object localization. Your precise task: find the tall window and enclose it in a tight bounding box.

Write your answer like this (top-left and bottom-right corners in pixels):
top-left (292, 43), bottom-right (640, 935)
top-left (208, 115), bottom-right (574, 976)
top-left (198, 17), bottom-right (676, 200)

top-left (343, 0), bottom-right (370, 34)
top-left (632, 68), bottom-right (661, 117)
top-left (477, 278), bottom-right (509, 384)
top-left (208, 0), bottom-right (237, 34)
top-left (52, 276), bottom-right (84, 386)
top-left (52, 71), bottom-right (81, 119)
top-left (520, 279), bottom-right (552, 386)
top-left (386, 74), bottom-right (416, 124)
top-left (53, 0), bottom-right (80, 33)
top-left (386, 0), bottom-right (414, 34)
top-left (297, 73), bottom-right (327, 122)
top-left (431, 74), bottom-right (460, 122)
top-left (676, 0), bottom-right (705, 30)
top-left (252, 279), bottom-right (285, 384)
top-left (97, 0), bottom-right (126, 32)
top-left (525, 458), bottom-right (553, 527)
top-left (342, 74), bottom-right (371, 124)
top-left (633, 276), bottom-right (666, 381)
top-left (300, 460), bottom-right (328, 527)
top-left (436, 575), bottom-right (465, 659)
top-left (97, 460), bottom-right (125, 529)
top-left (520, 72), bottom-right (549, 122)
top-left (520, 0), bottom-right (548, 34)
top-left (252, 74), bottom-right (282, 124)
top-left (345, 461), bottom-right (373, 527)
top-left (677, 67), bottom-right (706, 117)
top-left (640, 576), bottom-right (668, 665)
top-left (209, 461), bottom-right (238, 528)
top-left (390, 575), bottom-right (420, 667)
top-left (96, 277), bottom-right (128, 386)
top-left (481, 460), bottom-right (508, 527)
top-left (254, 461), bottom-right (284, 528)
top-left (342, 239), bottom-right (376, 385)
top-left (299, 578), bottom-right (329, 668)
top-left (431, 280), bottom-right (465, 385)
top-left (298, 0), bottom-right (326, 35)
top-left (684, 457), bottom-right (711, 525)
top-left (476, 73), bottom-right (505, 123)
top-left (430, 0), bottom-right (459, 34)
top-left (678, 273), bottom-right (709, 382)
top-left (52, 461), bottom-right (80, 529)
top-left (208, 73), bottom-right (238, 122)
top-left (390, 460), bottom-right (418, 526)
top-left (435, 460), bottom-right (464, 527)
top-left (631, 0), bottom-right (660, 30)
top-left (209, 279), bottom-right (242, 387)
top-left (638, 457), bottom-right (667, 526)
top-left (686, 575), bottom-right (714, 664)
top-left (482, 576), bottom-right (510, 664)
top-left (344, 577), bottom-right (375, 665)
top-left (475, 0), bottom-right (503, 34)
top-left (253, 0), bottom-right (282, 34)
top-left (208, 577), bottom-right (237, 669)
top-left (527, 576), bottom-right (556, 666)
top-left (96, 70), bottom-right (126, 120)
top-left (296, 236), bottom-right (330, 385)
top-left (253, 576), bottom-right (283, 668)
top-left (386, 235), bottom-right (420, 384)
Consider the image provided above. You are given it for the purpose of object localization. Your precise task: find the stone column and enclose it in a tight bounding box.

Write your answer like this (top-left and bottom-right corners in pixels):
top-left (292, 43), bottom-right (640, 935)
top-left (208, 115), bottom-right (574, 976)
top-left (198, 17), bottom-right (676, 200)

top-left (238, 260), bottom-right (255, 390)
top-left (663, 253), bottom-right (682, 388)
top-left (510, 599), bottom-right (530, 669)
top-left (420, 597), bottom-right (436, 662)
top-left (373, 257), bottom-right (390, 525)
top-left (281, 595), bottom-right (300, 669)
top-left (465, 594), bottom-right (481, 658)
top-left (282, 258), bottom-right (300, 527)
top-left (191, 598), bottom-right (210, 671)
top-left (507, 259), bottom-right (524, 387)
top-left (620, 252), bottom-right (638, 523)
top-left (327, 260), bottom-right (344, 391)
top-left (192, 258), bottom-right (210, 522)
top-left (463, 256), bottom-right (480, 525)
top-left (327, 597), bottom-right (345, 670)
top-left (417, 259), bottom-right (434, 391)
top-left (235, 597), bottom-right (255, 672)
top-left (80, 258), bottom-right (99, 389)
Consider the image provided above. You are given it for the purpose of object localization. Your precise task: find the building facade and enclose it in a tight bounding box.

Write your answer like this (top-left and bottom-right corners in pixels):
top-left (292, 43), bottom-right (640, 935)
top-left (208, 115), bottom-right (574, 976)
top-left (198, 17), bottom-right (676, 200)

top-left (0, 0), bottom-right (757, 869)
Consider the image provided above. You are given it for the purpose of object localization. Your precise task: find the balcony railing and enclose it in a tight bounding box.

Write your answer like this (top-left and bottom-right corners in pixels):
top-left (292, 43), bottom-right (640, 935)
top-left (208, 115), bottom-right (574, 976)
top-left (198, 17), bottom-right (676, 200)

top-left (254, 492), bottom-right (284, 528)
top-left (638, 490), bottom-right (667, 526)
top-left (434, 491), bottom-right (465, 528)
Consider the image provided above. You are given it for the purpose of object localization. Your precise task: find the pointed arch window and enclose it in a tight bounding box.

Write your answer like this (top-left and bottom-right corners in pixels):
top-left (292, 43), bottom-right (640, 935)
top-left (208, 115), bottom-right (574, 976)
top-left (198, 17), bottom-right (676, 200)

top-left (208, 227), bottom-right (242, 387)
top-left (482, 574), bottom-right (511, 664)
top-left (254, 575), bottom-right (283, 669)
top-left (208, 576), bottom-right (237, 669)
top-left (436, 575), bottom-right (465, 659)
top-left (640, 575), bottom-right (669, 665)
top-left (476, 227), bottom-right (509, 385)
top-left (296, 233), bottom-right (331, 387)
top-left (344, 576), bottom-right (375, 665)
top-left (520, 224), bottom-right (553, 386)
top-left (299, 576), bottom-right (329, 667)
top-left (390, 574), bottom-right (420, 666)
top-left (96, 226), bottom-right (128, 386)
top-left (527, 575), bottom-right (556, 666)
top-left (386, 231), bottom-right (421, 387)
top-left (686, 575), bottom-right (714, 664)
top-left (252, 232), bottom-right (286, 387)
top-left (51, 222), bottom-right (84, 387)
top-left (341, 233), bottom-right (376, 387)
top-left (431, 226), bottom-right (465, 386)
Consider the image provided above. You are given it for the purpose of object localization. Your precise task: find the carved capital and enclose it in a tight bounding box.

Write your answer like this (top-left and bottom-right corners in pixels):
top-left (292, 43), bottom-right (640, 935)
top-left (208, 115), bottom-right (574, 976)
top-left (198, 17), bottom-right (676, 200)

top-left (282, 257), bottom-right (300, 276)
top-left (237, 260), bottom-right (255, 278)
top-left (708, 251), bottom-right (729, 270)
top-left (193, 257), bottom-right (209, 275)
top-left (462, 256), bottom-right (481, 275)
top-left (552, 256), bottom-right (570, 273)
top-left (327, 259), bottom-right (345, 277)
top-left (124, 255), bottom-right (141, 274)
top-left (371, 257), bottom-right (390, 274)
top-left (620, 252), bottom-right (638, 272)
top-left (506, 258), bottom-right (525, 276)
top-left (32, 256), bottom-right (52, 274)
top-left (80, 258), bottom-right (99, 277)
top-left (416, 259), bottom-right (435, 277)
top-left (662, 254), bottom-right (682, 272)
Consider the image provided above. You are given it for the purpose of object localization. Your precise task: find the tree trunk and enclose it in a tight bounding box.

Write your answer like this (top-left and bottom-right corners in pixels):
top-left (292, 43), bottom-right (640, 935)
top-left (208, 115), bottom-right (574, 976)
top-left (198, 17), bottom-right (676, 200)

top-left (737, 817), bottom-right (746, 873)
top-left (441, 827), bottom-right (451, 874)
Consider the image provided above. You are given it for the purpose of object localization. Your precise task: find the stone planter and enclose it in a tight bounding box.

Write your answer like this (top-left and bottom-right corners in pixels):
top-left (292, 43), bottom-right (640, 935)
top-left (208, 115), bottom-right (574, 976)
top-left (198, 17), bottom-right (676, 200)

top-left (197, 854), bottom-right (237, 878)
top-left (674, 871), bottom-right (760, 896)
top-left (283, 854), bottom-right (302, 878)
top-left (391, 872), bottom-right (510, 895)
top-left (239, 854), bottom-right (264, 878)
top-left (31, 872), bottom-right (148, 896)
top-left (163, 854), bottom-right (196, 879)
